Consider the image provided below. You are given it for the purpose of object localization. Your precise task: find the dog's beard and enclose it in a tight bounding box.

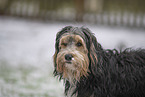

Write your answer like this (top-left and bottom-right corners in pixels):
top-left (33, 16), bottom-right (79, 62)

top-left (56, 50), bottom-right (89, 83)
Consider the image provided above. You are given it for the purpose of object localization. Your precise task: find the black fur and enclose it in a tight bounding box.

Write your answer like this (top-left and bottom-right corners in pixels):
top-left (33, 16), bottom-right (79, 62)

top-left (54, 26), bottom-right (145, 97)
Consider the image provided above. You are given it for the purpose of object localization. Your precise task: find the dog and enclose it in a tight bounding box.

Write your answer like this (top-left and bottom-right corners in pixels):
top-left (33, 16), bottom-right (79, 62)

top-left (53, 26), bottom-right (145, 97)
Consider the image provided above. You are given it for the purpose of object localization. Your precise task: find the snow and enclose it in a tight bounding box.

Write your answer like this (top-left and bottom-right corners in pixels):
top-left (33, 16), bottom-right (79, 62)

top-left (0, 17), bottom-right (145, 97)
top-left (0, 17), bottom-right (145, 66)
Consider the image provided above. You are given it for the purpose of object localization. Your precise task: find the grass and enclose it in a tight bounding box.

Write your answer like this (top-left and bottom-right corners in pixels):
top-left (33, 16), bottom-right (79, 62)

top-left (0, 61), bottom-right (64, 97)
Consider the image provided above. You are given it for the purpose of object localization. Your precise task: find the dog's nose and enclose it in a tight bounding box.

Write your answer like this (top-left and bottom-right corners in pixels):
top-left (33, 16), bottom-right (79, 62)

top-left (65, 54), bottom-right (73, 61)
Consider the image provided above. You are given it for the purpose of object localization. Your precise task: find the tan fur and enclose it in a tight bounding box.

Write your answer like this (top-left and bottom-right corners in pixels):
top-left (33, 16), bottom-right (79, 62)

top-left (54, 34), bottom-right (90, 83)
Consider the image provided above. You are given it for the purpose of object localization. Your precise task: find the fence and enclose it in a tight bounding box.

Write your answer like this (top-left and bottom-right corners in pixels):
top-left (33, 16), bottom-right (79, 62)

top-left (0, 0), bottom-right (145, 28)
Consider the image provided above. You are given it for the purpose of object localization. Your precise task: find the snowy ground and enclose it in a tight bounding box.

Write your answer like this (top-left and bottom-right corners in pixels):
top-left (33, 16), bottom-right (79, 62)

top-left (0, 17), bottom-right (145, 97)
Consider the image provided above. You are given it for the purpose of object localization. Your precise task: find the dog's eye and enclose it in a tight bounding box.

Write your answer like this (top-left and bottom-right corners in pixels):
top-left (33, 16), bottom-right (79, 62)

top-left (61, 43), bottom-right (67, 46)
top-left (76, 42), bottom-right (82, 47)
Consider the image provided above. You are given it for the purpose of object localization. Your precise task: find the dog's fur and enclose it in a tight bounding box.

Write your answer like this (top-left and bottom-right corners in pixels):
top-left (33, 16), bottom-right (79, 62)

top-left (53, 26), bottom-right (145, 97)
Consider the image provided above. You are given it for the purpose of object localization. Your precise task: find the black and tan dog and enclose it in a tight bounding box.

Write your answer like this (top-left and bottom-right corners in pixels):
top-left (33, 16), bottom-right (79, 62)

top-left (53, 26), bottom-right (145, 97)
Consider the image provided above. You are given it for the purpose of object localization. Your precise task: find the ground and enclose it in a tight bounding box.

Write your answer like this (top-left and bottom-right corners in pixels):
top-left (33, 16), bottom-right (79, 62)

top-left (0, 17), bottom-right (145, 97)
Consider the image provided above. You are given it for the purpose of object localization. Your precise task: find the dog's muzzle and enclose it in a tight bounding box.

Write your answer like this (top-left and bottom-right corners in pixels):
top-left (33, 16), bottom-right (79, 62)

top-left (65, 54), bottom-right (73, 64)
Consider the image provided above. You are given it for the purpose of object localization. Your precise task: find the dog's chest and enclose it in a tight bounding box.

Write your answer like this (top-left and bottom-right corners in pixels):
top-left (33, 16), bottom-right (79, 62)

top-left (67, 84), bottom-right (77, 97)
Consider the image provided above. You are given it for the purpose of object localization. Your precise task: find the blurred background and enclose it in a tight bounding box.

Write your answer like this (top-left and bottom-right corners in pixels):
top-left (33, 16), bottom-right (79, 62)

top-left (0, 0), bottom-right (145, 97)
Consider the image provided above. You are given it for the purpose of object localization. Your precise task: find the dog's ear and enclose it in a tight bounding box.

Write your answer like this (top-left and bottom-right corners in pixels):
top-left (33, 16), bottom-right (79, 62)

top-left (81, 27), bottom-right (103, 74)
top-left (53, 50), bottom-right (58, 76)
top-left (53, 26), bottom-right (73, 77)
top-left (55, 26), bottom-right (73, 51)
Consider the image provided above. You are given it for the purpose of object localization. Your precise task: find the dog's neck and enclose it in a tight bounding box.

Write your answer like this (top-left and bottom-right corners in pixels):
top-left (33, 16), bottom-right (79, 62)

top-left (65, 79), bottom-right (78, 97)
top-left (65, 75), bottom-right (95, 97)
top-left (65, 72), bottom-right (78, 85)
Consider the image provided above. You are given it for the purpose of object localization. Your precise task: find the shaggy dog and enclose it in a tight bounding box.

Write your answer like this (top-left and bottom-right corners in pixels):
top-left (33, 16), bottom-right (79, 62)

top-left (53, 26), bottom-right (145, 97)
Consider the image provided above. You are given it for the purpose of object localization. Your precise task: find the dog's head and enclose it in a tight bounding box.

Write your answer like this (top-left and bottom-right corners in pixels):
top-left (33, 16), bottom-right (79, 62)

top-left (53, 26), bottom-right (102, 82)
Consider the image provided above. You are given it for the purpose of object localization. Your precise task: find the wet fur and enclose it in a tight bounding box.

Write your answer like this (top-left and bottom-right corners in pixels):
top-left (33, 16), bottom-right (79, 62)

top-left (53, 26), bottom-right (145, 97)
